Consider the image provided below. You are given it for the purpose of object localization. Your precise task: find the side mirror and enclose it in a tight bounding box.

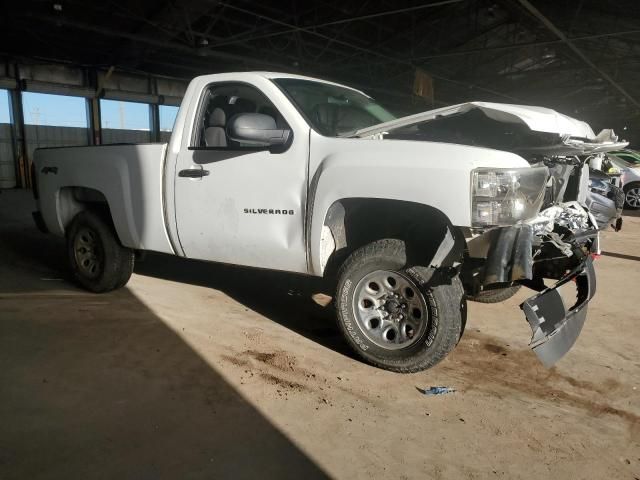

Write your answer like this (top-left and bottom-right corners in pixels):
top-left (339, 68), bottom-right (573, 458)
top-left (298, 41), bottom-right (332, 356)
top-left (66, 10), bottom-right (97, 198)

top-left (226, 113), bottom-right (291, 147)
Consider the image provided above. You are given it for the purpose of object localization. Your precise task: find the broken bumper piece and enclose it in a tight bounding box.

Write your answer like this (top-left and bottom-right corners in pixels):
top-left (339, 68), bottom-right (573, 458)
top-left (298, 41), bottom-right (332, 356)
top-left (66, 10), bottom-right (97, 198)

top-left (520, 256), bottom-right (596, 367)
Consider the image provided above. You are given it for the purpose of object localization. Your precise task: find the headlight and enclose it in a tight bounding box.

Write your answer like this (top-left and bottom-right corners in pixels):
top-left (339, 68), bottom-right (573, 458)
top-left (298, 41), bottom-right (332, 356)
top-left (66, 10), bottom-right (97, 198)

top-left (472, 166), bottom-right (548, 227)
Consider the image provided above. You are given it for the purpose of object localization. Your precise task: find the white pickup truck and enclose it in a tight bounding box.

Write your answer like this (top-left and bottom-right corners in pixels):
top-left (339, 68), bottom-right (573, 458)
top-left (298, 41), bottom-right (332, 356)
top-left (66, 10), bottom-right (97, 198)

top-left (32, 72), bottom-right (627, 373)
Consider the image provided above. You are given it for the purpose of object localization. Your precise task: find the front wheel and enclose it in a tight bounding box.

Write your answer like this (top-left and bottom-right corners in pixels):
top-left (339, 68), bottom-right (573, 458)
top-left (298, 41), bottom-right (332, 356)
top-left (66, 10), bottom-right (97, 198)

top-left (67, 211), bottom-right (134, 293)
top-left (335, 239), bottom-right (465, 373)
top-left (467, 285), bottom-right (521, 303)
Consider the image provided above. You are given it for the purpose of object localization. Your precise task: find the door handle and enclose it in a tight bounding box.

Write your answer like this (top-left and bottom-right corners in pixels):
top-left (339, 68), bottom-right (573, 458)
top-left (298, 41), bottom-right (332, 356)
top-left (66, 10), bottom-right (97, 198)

top-left (178, 168), bottom-right (210, 178)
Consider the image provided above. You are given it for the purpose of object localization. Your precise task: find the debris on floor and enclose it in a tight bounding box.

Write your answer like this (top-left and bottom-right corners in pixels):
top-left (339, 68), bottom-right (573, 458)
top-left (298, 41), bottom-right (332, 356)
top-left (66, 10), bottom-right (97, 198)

top-left (417, 386), bottom-right (456, 396)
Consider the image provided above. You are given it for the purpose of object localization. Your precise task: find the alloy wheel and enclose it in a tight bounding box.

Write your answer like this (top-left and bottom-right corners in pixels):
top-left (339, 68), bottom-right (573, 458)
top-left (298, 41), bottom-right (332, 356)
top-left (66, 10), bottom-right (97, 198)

top-left (626, 187), bottom-right (640, 208)
top-left (73, 227), bottom-right (104, 279)
top-left (352, 270), bottom-right (428, 350)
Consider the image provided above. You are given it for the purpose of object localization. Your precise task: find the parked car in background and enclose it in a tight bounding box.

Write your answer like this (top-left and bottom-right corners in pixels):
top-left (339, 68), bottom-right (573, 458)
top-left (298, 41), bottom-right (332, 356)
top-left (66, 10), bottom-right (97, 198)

top-left (586, 168), bottom-right (624, 229)
top-left (608, 149), bottom-right (640, 167)
top-left (603, 153), bottom-right (640, 209)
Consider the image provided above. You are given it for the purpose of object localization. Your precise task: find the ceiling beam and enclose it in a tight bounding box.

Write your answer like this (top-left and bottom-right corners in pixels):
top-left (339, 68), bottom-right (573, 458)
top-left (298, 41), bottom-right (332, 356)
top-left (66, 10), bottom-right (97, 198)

top-left (19, 13), bottom-right (292, 70)
top-left (411, 28), bottom-right (640, 61)
top-left (517, 0), bottom-right (640, 109)
top-left (336, 27), bottom-right (640, 71)
top-left (209, 0), bottom-right (465, 49)
top-left (215, 2), bottom-right (520, 101)
top-left (9, 12), bottom-right (428, 100)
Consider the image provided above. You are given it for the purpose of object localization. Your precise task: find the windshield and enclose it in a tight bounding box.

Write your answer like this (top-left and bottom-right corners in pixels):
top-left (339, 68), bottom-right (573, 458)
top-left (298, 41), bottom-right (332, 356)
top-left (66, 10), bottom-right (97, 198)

top-left (273, 78), bottom-right (396, 137)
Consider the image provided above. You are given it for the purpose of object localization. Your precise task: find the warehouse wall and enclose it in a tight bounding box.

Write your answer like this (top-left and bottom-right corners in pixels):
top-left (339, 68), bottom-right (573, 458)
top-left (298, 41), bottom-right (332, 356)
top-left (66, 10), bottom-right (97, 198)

top-left (0, 123), bottom-right (163, 189)
top-left (0, 62), bottom-right (187, 188)
top-left (0, 122), bottom-right (191, 190)
top-left (24, 127), bottom-right (156, 151)
top-left (24, 125), bottom-right (89, 161)
top-left (0, 123), bottom-right (15, 188)
top-left (160, 131), bottom-right (171, 143)
top-left (2, 124), bottom-right (90, 190)
top-left (102, 129), bottom-right (151, 144)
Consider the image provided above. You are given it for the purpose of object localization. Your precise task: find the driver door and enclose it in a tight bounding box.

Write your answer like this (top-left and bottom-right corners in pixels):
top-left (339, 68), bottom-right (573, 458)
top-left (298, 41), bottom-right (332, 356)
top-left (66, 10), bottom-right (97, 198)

top-left (173, 82), bottom-right (309, 273)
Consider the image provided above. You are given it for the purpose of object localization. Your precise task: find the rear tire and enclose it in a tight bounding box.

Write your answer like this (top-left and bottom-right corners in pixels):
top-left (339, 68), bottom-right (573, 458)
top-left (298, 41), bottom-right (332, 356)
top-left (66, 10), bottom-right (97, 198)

top-left (67, 211), bottom-right (134, 293)
top-left (335, 239), bottom-right (465, 373)
top-left (468, 285), bottom-right (521, 304)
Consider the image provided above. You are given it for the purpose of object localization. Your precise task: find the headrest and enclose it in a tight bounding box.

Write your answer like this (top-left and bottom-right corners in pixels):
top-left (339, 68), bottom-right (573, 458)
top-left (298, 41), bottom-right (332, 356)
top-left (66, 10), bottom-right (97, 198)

top-left (312, 103), bottom-right (340, 125)
top-left (208, 108), bottom-right (226, 127)
top-left (210, 95), bottom-right (229, 109)
top-left (229, 97), bottom-right (256, 115)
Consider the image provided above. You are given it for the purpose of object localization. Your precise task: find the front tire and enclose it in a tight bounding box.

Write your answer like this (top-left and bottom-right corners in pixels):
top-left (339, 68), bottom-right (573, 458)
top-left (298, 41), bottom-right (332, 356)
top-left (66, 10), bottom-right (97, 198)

top-left (335, 239), bottom-right (465, 373)
top-left (467, 285), bottom-right (521, 303)
top-left (67, 211), bottom-right (134, 293)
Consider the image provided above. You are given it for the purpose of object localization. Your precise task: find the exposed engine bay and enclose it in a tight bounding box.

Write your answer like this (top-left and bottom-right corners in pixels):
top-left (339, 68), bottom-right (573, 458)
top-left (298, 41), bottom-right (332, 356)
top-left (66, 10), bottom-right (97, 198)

top-left (373, 105), bottom-right (611, 288)
top-left (362, 103), bottom-right (628, 366)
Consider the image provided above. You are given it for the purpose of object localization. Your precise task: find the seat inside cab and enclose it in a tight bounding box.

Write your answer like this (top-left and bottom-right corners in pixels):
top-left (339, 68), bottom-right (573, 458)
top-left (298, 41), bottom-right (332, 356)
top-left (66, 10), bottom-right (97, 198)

top-left (199, 84), bottom-right (287, 147)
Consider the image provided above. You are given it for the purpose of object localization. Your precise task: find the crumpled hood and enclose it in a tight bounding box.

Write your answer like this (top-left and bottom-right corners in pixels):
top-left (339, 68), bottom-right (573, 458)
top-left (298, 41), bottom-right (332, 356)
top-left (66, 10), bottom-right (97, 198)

top-left (354, 101), bottom-right (628, 154)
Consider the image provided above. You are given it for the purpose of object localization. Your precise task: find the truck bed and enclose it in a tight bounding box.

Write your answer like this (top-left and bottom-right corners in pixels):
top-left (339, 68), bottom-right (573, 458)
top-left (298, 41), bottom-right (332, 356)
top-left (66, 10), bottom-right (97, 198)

top-left (34, 143), bottom-right (174, 255)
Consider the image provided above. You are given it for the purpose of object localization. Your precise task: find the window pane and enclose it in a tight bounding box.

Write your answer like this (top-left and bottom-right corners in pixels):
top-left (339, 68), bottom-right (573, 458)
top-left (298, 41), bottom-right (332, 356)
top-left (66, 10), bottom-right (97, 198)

top-left (100, 99), bottom-right (151, 143)
top-left (160, 105), bottom-right (178, 131)
top-left (0, 90), bottom-right (10, 123)
top-left (0, 89), bottom-right (15, 188)
top-left (21, 92), bottom-right (89, 170)
top-left (22, 92), bottom-right (88, 127)
top-left (159, 105), bottom-right (178, 143)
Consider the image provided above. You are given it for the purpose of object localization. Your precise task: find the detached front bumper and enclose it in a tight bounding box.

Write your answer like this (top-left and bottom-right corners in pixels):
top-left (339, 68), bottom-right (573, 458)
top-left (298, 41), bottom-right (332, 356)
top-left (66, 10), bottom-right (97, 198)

top-left (520, 256), bottom-right (596, 367)
top-left (465, 202), bottom-right (599, 367)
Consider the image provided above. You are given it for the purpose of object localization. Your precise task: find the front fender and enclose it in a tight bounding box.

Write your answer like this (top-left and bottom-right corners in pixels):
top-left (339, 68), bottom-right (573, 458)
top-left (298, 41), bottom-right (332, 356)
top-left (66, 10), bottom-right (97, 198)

top-left (306, 136), bottom-right (529, 276)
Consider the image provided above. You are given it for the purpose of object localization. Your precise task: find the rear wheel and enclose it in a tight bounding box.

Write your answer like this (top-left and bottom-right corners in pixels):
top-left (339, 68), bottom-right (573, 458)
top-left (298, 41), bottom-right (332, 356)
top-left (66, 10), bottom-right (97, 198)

top-left (335, 239), bottom-right (465, 373)
top-left (624, 183), bottom-right (640, 209)
top-left (67, 211), bottom-right (134, 293)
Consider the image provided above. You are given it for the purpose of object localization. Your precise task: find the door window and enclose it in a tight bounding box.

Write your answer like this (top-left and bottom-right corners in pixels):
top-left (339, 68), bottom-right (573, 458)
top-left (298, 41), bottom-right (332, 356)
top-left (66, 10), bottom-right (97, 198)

top-left (192, 83), bottom-right (288, 149)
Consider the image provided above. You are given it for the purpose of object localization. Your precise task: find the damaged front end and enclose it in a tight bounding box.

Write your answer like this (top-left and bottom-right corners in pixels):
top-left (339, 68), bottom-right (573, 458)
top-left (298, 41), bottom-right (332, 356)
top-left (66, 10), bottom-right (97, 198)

top-left (519, 200), bottom-right (599, 367)
top-left (521, 256), bottom-right (595, 367)
top-left (465, 163), bottom-right (601, 367)
top-left (356, 100), bottom-right (627, 366)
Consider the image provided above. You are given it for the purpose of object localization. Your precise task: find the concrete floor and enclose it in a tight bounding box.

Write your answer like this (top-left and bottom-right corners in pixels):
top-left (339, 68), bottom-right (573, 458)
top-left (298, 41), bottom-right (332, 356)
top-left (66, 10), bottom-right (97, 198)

top-left (1, 189), bottom-right (639, 480)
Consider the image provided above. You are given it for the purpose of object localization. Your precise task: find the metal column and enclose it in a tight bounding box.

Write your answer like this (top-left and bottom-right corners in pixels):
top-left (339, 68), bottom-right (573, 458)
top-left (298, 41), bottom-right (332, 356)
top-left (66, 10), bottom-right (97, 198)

top-left (88, 97), bottom-right (102, 145)
top-left (8, 82), bottom-right (29, 188)
top-left (150, 78), bottom-right (160, 142)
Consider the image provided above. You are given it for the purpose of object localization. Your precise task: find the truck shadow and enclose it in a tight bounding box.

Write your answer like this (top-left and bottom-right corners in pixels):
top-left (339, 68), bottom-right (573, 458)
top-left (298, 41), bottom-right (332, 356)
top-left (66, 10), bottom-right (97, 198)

top-left (0, 192), bottom-right (330, 479)
top-left (134, 252), bottom-right (353, 358)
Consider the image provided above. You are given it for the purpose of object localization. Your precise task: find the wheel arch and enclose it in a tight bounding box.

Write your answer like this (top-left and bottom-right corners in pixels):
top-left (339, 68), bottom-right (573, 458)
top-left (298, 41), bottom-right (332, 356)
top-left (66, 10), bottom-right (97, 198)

top-left (315, 197), bottom-right (466, 280)
top-left (55, 186), bottom-right (126, 245)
